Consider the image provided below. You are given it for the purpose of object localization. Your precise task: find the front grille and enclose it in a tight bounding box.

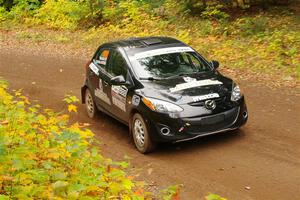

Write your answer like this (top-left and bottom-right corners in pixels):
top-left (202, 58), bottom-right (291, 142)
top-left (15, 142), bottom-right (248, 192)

top-left (184, 107), bottom-right (239, 134)
top-left (188, 95), bottom-right (234, 110)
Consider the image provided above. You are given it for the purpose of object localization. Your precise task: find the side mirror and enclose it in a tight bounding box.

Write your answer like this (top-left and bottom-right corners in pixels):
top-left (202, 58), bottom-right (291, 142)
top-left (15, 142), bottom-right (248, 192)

top-left (210, 60), bottom-right (219, 70)
top-left (110, 75), bottom-right (126, 85)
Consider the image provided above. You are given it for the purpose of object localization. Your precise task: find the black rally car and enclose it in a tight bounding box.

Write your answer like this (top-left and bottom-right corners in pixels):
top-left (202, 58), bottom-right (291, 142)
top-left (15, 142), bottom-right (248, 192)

top-left (81, 37), bottom-right (248, 153)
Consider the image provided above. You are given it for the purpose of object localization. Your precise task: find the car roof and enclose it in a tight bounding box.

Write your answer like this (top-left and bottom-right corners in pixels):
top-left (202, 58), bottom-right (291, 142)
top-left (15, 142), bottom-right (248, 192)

top-left (101, 36), bottom-right (188, 55)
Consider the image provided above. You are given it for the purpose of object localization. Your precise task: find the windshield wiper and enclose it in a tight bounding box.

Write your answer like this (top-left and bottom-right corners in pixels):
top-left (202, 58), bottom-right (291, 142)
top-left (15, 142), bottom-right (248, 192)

top-left (139, 77), bottom-right (164, 81)
top-left (165, 71), bottom-right (205, 79)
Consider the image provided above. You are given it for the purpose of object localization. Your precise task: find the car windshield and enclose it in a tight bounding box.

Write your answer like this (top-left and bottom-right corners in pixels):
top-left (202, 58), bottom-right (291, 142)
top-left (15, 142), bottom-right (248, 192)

top-left (129, 48), bottom-right (212, 79)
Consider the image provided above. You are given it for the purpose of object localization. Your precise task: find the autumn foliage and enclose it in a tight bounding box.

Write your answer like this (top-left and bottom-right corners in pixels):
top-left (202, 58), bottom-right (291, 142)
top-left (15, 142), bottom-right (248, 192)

top-left (0, 79), bottom-right (182, 199)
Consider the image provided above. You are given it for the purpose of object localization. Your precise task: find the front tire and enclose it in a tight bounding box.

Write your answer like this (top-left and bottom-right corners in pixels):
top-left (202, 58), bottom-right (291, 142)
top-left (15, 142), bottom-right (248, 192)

top-left (132, 113), bottom-right (156, 154)
top-left (85, 88), bottom-right (97, 118)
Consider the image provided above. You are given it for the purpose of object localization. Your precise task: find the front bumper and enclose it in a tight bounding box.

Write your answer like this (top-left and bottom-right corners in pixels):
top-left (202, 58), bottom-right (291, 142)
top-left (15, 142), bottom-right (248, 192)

top-left (144, 98), bottom-right (248, 143)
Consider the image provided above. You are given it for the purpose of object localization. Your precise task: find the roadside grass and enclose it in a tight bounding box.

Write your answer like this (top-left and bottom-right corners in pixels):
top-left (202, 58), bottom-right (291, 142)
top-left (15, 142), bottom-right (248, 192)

top-left (15, 31), bottom-right (46, 42)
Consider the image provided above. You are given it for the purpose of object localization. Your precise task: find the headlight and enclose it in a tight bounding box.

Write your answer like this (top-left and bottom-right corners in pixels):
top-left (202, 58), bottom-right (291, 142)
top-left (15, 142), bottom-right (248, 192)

top-left (142, 97), bottom-right (183, 113)
top-left (231, 83), bottom-right (242, 101)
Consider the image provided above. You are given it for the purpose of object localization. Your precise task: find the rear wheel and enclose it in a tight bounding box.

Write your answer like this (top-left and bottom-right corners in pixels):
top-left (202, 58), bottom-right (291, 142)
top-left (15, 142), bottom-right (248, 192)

top-left (85, 88), bottom-right (97, 118)
top-left (132, 113), bottom-right (156, 154)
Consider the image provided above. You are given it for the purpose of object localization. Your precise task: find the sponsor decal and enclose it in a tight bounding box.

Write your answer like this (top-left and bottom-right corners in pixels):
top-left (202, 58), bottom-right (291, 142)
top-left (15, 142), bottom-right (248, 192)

top-left (112, 85), bottom-right (128, 112)
top-left (132, 47), bottom-right (194, 59)
top-left (132, 95), bottom-right (140, 106)
top-left (192, 93), bottom-right (220, 102)
top-left (170, 79), bottom-right (223, 93)
top-left (95, 79), bottom-right (111, 105)
top-left (99, 60), bottom-right (106, 65)
top-left (183, 76), bottom-right (196, 83)
top-left (89, 62), bottom-right (99, 75)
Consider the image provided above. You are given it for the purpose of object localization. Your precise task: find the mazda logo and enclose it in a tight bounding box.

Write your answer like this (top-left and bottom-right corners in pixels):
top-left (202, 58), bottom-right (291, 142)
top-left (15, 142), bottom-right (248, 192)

top-left (205, 100), bottom-right (216, 110)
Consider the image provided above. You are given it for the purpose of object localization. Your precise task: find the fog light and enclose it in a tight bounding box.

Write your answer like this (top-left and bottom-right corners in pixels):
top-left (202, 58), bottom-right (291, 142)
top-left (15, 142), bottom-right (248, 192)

top-left (160, 127), bottom-right (171, 136)
top-left (178, 126), bottom-right (184, 133)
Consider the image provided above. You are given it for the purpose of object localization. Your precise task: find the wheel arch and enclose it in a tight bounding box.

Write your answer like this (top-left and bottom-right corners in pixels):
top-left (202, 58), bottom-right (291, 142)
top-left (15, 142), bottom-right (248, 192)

top-left (81, 85), bottom-right (88, 104)
top-left (128, 108), bottom-right (140, 136)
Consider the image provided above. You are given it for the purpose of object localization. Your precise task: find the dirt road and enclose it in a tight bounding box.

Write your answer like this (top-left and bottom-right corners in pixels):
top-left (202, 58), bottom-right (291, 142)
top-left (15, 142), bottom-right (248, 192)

top-left (1, 48), bottom-right (299, 200)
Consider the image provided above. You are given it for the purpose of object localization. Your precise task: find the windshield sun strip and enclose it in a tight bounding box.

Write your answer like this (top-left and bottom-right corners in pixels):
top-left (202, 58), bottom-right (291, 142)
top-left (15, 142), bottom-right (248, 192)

top-left (130, 47), bottom-right (195, 60)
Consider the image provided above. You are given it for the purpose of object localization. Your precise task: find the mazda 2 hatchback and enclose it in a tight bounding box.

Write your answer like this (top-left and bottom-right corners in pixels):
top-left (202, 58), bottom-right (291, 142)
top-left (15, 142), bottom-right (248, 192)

top-left (81, 37), bottom-right (248, 153)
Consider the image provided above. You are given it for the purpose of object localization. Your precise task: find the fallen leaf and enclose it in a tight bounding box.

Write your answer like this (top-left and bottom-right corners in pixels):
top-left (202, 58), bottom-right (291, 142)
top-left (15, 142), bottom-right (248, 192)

top-left (68, 104), bottom-right (77, 113)
top-left (245, 186), bottom-right (251, 190)
top-left (147, 168), bottom-right (153, 175)
top-left (134, 188), bottom-right (144, 195)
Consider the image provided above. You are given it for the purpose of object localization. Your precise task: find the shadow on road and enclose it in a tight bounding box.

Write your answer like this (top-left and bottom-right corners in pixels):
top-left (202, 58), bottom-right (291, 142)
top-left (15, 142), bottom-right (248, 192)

top-left (81, 103), bottom-right (246, 156)
top-left (156, 129), bottom-right (245, 154)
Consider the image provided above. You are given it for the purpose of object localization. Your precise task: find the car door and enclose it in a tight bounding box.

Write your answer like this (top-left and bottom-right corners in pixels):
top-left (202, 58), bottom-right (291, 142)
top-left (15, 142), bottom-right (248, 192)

top-left (105, 49), bottom-right (130, 122)
top-left (89, 48), bottom-right (113, 112)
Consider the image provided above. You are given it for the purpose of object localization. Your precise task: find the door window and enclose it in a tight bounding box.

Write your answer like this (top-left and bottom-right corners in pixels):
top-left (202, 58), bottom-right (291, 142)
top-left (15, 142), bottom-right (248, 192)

top-left (107, 50), bottom-right (128, 77)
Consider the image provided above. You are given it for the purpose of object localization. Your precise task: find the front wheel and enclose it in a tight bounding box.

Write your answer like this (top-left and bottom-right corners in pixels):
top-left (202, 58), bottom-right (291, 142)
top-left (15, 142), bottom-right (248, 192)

top-left (132, 113), bottom-right (156, 154)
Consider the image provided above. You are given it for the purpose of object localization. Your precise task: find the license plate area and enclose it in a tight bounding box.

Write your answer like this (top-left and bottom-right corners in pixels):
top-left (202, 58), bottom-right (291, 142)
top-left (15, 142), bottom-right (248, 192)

top-left (201, 114), bottom-right (225, 125)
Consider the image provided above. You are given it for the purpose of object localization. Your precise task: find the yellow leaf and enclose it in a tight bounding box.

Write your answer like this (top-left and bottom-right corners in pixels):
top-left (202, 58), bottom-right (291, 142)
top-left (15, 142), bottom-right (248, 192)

top-left (121, 195), bottom-right (131, 200)
top-left (47, 151), bottom-right (60, 159)
top-left (79, 129), bottom-right (94, 139)
top-left (86, 185), bottom-right (99, 192)
top-left (20, 95), bottom-right (30, 104)
top-left (68, 104), bottom-right (77, 113)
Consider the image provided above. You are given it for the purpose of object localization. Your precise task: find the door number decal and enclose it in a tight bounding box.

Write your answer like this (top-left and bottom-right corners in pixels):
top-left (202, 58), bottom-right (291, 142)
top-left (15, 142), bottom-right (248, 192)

top-left (112, 85), bottom-right (128, 112)
top-left (95, 79), bottom-right (111, 105)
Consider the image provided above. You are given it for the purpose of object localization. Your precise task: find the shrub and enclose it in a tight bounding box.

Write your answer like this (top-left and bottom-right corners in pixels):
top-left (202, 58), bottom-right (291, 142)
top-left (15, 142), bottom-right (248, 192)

top-left (4, 0), bottom-right (41, 22)
top-left (102, 0), bottom-right (154, 25)
top-left (84, 0), bottom-right (106, 26)
top-left (233, 16), bottom-right (268, 36)
top-left (0, 6), bottom-right (8, 21)
top-left (34, 0), bottom-right (89, 29)
top-left (0, 79), bottom-right (179, 199)
top-left (201, 4), bottom-right (229, 20)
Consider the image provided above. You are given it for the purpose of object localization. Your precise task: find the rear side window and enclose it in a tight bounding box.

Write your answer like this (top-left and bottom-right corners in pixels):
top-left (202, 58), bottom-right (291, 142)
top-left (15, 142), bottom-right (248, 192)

top-left (107, 50), bottom-right (128, 77)
top-left (95, 49), bottom-right (110, 68)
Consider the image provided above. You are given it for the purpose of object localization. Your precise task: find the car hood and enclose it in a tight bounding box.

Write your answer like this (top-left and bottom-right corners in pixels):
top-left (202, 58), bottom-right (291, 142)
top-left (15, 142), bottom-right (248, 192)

top-left (138, 72), bottom-right (233, 105)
